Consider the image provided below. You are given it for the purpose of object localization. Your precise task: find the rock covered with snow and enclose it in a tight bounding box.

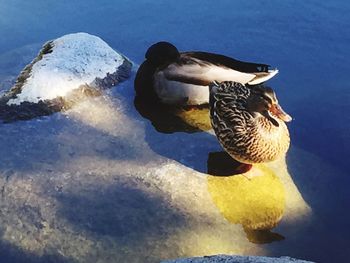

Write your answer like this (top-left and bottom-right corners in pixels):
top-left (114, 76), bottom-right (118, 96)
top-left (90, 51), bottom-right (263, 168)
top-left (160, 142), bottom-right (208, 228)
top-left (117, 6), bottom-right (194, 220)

top-left (162, 255), bottom-right (314, 263)
top-left (0, 32), bottom-right (132, 122)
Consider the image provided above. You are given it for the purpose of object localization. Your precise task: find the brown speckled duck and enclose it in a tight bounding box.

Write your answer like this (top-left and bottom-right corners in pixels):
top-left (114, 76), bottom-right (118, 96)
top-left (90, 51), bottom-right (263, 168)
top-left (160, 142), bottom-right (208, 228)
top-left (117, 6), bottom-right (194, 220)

top-left (209, 81), bottom-right (292, 164)
top-left (135, 42), bottom-right (278, 105)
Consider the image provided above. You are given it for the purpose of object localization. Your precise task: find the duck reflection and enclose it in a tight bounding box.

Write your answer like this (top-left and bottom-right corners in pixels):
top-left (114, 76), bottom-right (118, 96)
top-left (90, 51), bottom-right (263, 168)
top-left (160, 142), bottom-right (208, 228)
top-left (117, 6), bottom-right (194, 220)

top-left (207, 151), bottom-right (286, 243)
top-left (134, 95), bottom-right (211, 133)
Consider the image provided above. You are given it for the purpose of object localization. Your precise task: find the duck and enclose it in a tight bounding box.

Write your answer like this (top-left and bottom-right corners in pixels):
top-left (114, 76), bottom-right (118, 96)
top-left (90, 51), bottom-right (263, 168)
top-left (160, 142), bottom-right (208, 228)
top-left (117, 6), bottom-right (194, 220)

top-left (209, 81), bottom-right (292, 164)
top-left (135, 41), bottom-right (279, 105)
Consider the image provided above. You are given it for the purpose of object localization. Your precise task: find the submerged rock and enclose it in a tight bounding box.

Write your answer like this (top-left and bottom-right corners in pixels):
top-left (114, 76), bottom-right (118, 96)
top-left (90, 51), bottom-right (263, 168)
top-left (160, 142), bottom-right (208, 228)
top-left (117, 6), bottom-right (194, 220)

top-left (162, 255), bottom-right (314, 263)
top-left (0, 32), bottom-right (132, 122)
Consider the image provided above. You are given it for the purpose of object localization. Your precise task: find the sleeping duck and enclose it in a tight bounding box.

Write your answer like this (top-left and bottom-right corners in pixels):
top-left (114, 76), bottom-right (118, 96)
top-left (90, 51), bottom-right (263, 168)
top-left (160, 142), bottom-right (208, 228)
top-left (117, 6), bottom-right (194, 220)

top-left (209, 81), bottom-right (291, 164)
top-left (135, 41), bottom-right (278, 105)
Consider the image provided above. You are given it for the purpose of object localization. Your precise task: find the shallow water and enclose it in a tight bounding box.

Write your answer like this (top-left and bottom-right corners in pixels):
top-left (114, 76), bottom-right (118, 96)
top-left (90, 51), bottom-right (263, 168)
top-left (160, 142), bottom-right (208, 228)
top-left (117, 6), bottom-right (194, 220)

top-left (0, 1), bottom-right (349, 262)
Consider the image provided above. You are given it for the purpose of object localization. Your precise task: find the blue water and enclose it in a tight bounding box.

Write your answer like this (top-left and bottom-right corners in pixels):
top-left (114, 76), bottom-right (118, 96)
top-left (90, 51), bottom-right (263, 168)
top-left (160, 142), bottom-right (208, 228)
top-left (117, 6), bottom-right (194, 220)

top-left (1, 0), bottom-right (349, 262)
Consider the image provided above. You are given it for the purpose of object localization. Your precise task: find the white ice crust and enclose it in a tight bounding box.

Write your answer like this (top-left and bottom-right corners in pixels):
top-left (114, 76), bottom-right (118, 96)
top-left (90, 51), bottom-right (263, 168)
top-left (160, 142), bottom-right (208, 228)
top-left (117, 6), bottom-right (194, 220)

top-left (7, 32), bottom-right (125, 105)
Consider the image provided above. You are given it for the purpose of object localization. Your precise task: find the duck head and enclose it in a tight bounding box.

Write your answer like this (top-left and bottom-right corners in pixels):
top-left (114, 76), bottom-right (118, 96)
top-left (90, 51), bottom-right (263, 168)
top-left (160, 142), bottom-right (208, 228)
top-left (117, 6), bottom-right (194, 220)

top-left (246, 85), bottom-right (292, 127)
top-left (145, 41), bottom-right (180, 67)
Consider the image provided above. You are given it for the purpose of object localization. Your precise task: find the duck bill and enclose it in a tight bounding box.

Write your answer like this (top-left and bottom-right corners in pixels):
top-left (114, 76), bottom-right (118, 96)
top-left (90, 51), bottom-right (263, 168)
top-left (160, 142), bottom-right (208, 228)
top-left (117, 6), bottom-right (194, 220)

top-left (270, 104), bottom-right (292, 122)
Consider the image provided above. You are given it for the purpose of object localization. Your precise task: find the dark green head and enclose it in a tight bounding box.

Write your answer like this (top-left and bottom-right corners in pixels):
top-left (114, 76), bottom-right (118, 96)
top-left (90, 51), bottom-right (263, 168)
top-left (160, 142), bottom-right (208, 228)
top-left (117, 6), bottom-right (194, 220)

top-left (145, 41), bottom-right (180, 66)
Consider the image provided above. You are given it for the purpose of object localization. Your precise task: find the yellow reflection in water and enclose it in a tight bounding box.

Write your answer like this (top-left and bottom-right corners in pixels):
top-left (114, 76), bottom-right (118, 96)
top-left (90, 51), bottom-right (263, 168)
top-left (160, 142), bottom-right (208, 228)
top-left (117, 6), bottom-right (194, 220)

top-left (207, 164), bottom-right (285, 231)
top-left (175, 107), bottom-right (211, 132)
top-left (134, 95), bottom-right (212, 133)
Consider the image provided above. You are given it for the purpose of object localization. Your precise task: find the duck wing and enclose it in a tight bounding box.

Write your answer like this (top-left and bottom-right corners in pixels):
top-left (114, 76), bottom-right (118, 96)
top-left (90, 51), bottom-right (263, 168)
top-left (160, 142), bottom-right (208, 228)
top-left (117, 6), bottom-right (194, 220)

top-left (183, 51), bottom-right (271, 73)
top-left (184, 52), bottom-right (279, 85)
top-left (162, 52), bottom-right (277, 86)
top-left (162, 54), bottom-right (256, 86)
top-left (209, 82), bottom-right (248, 130)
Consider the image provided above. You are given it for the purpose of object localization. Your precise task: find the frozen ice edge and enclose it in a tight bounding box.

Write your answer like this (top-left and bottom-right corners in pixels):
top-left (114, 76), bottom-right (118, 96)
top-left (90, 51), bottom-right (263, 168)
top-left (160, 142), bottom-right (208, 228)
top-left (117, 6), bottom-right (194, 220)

top-left (162, 255), bottom-right (314, 263)
top-left (7, 32), bottom-right (127, 105)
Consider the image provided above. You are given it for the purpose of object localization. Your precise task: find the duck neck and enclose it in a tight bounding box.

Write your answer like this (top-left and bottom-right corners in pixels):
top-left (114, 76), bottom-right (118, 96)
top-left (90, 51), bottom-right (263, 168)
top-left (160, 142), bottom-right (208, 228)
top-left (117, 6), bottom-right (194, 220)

top-left (254, 116), bottom-right (290, 154)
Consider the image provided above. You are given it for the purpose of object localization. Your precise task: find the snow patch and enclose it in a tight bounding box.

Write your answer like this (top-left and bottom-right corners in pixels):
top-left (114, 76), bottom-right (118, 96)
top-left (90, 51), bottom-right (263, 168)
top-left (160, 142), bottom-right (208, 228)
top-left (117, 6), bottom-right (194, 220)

top-left (7, 33), bottom-right (125, 105)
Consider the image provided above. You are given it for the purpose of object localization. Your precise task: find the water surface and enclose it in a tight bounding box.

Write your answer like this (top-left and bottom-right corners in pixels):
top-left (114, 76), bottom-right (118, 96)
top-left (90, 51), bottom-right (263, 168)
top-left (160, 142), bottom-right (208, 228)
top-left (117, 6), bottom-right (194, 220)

top-left (0, 1), bottom-right (349, 262)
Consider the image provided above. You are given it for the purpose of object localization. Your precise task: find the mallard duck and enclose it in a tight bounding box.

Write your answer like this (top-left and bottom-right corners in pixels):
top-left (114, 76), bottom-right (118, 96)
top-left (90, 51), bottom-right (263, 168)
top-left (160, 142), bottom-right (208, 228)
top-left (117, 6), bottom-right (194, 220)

top-left (209, 81), bottom-right (291, 164)
top-left (135, 41), bottom-right (278, 105)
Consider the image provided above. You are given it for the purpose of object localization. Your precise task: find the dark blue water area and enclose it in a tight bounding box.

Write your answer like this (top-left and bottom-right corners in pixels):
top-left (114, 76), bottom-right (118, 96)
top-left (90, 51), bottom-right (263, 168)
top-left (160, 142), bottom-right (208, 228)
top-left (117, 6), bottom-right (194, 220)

top-left (1, 0), bottom-right (350, 262)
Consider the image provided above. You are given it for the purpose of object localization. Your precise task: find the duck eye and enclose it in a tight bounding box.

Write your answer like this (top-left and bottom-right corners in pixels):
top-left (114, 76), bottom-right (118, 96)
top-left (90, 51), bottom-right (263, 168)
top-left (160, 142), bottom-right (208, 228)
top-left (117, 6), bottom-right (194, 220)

top-left (258, 95), bottom-right (270, 104)
top-left (261, 95), bottom-right (273, 104)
